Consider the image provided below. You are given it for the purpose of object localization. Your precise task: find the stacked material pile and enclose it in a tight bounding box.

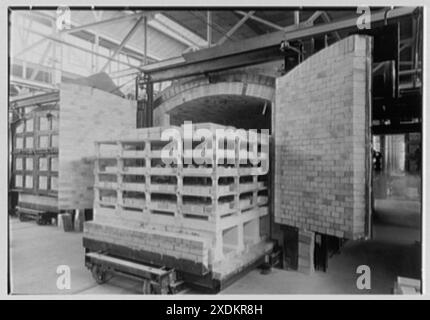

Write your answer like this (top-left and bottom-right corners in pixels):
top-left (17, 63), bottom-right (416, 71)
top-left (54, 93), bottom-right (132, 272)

top-left (393, 277), bottom-right (421, 294)
top-left (84, 123), bottom-right (273, 285)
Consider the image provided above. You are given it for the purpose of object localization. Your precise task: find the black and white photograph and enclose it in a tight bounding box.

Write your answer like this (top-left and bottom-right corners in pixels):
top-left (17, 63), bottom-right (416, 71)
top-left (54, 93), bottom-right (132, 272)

top-left (2, 2), bottom-right (428, 300)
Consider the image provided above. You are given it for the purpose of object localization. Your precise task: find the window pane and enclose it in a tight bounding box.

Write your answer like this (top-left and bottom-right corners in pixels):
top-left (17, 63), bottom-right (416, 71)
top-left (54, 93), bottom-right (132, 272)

top-left (39, 136), bottom-right (49, 148)
top-left (25, 137), bottom-right (33, 149)
top-left (52, 117), bottom-right (58, 130)
top-left (25, 175), bottom-right (33, 189)
top-left (51, 176), bottom-right (58, 190)
top-left (16, 137), bottom-right (23, 149)
top-left (39, 116), bottom-right (50, 131)
top-left (51, 135), bottom-right (59, 148)
top-left (16, 122), bottom-right (24, 133)
top-left (16, 158), bottom-right (23, 170)
top-left (25, 158), bottom-right (33, 171)
top-left (39, 158), bottom-right (48, 171)
top-left (26, 119), bottom-right (34, 132)
top-left (39, 176), bottom-right (48, 190)
top-left (15, 175), bottom-right (23, 187)
top-left (51, 157), bottom-right (59, 171)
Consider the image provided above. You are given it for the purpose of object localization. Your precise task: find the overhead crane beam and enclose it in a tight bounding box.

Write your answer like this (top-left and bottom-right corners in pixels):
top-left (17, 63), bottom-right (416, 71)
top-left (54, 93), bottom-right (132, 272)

top-left (142, 7), bottom-right (417, 83)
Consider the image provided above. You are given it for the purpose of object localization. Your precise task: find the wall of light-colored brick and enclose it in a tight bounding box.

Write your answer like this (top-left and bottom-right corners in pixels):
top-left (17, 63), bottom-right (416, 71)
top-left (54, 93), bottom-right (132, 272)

top-left (84, 221), bottom-right (210, 266)
top-left (58, 83), bottom-right (136, 210)
top-left (274, 35), bottom-right (371, 240)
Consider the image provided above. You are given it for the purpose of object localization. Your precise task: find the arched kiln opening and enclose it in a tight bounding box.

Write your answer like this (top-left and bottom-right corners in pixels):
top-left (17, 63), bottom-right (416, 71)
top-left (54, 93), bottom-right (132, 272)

top-left (167, 94), bottom-right (271, 131)
top-left (153, 72), bottom-right (275, 131)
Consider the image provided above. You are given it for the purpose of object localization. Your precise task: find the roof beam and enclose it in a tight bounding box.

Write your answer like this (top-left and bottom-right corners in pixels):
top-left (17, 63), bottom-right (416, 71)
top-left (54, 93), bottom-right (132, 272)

top-left (235, 11), bottom-right (284, 31)
top-left (13, 37), bottom-right (48, 58)
top-left (21, 27), bottom-right (140, 70)
top-left (15, 11), bottom-right (161, 62)
top-left (10, 91), bottom-right (59, 109)
top-left (207, 11), bottom-right (212, 47)
top-left (303, 11), bottom-right (323, 26)
top-left (99, 15), bottom-right (145, 72)
top-left (236, 10), bottom-right (322, 32)
top-left (119, 11), bottom-right (208, 50)
top-left (148, 46), bottom-right (284, 83)
top-left (321, 11), bottom-right (341, 40)
top-left (217, 11), bottom-right (255, 45)
top-left (92, 10), bottom-right (104, 22)
top-left (143, 7), bottom-right (416, 82)
top-left (293, 11), bottom-right (300, 25)
top-left (29, 41), bottom-right (53, 81)
top-left (108, 55), bottom-right (186, 78)
top-left (61, 12), bottom-right (151, 34)
top-left (109, 67), bottom-right (139, 79)
top-left (10, 75), bottom-right (57, 92)
top-left (149, 13), bottom-right (208, 49)
top-left (143, 16), bottom-right (148, 65)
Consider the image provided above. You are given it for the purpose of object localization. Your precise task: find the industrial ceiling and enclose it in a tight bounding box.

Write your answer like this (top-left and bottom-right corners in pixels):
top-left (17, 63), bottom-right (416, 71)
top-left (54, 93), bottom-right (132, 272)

top-left (9, 7), bottom-right (420, 98)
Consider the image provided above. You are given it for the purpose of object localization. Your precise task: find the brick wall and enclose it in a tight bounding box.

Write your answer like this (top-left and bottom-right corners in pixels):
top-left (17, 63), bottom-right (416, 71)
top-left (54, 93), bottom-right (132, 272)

top-left (84, 221), bottom-right (210, 267)
top-left (274, 35), bottom-right (371, 240)
top-left (58, 83), bottom-right (136, 210)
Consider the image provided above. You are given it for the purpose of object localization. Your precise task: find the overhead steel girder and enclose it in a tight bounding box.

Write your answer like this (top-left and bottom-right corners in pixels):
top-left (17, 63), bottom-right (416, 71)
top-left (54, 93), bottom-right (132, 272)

top-left (235, 10), bottom-right (285, 31)
top-left (9, 91), bottom-right (59, 109)
top-left (148, 46), bottom-right (288, 83)
top-left (143, 7), bottom-right (417, 83)
top-left (217, 11), bottom-right (255, 45)
top-left (20, 28), bottom-right (140, 70)
top-left (99, 14), bottom-right (145, 72)
top-left (14, 11), bottom-right (161, 63)
top-left (61, 12), bottom-right (153, 34)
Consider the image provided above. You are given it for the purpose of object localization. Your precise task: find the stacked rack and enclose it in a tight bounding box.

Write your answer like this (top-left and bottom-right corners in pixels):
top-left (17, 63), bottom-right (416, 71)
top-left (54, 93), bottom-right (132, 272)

top-left (12, 105), bottom-right (59, 223)
top-left (85, 123), bottom-right (272, 282)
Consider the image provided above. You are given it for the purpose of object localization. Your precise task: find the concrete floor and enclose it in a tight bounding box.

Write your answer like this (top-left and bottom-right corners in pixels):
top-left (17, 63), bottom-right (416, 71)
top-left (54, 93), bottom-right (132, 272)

top-left (223, 223), bottom-right (420, 294)
top-left (9, 200), bottom-right (421, 295)
top-left (374, 199), bottom-right (421, 228)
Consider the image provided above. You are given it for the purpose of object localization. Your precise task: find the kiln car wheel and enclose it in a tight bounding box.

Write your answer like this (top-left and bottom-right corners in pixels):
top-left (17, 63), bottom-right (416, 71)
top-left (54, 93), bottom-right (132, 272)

top-left (36, 215), bottom-right (43, 225)
top-left (91, 265), bottom-right (107, 284)
top-left (142, 280), bottom-right (153, 294)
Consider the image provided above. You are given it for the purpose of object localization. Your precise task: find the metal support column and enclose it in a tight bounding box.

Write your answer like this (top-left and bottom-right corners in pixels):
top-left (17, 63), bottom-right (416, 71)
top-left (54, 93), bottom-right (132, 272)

top-left (207, 11), bottom-right (212, 47)
top-left (145, 80), bottom-right (154, 127)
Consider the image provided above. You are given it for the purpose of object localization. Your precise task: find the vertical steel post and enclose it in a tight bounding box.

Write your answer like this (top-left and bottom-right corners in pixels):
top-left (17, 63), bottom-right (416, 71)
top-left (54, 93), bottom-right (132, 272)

top-left (146, 80), bottom-right (154, 127)
top-left (207, 11), bottom-right (212, 47)
top-left (144, 16), bottom-right (148, 65)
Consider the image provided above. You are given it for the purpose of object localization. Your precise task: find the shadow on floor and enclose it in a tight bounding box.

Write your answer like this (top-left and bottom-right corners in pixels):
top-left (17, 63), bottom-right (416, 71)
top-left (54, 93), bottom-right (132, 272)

top-left (373, 198), bottom-right (421, 229)
top-left (223, 199), bottom-right (421, 295)
top-left (223, 221), bottom-right (420, 295)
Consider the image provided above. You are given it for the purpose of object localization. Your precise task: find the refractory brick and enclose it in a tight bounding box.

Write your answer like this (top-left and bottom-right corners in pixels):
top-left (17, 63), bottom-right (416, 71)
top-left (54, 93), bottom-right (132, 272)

top-left (274, 35), bottom-right (371, 240)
